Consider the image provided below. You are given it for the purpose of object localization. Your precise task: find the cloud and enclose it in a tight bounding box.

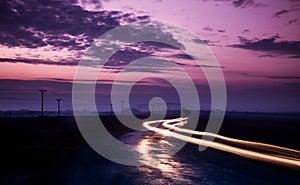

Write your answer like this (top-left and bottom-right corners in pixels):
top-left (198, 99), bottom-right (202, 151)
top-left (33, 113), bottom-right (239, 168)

top-left (0, 1), bottom-right (219, 70)
top-left (285, 19), bottom-right (298, 25)
top-left (234, 72), bottom-right (300, 80)
top-left (0, 79), bottom-right (73, 95)
top-left (0, 57), bottom-right (78, 66)
top-left (232, 0), bottom-right (265, 8)
top-left (105, 48), bottom-right (153, 68)
top-left (230, 35), bottom-right (300, 58)
top-left (76, 0), bottom-right (102, 11)
top-left (273, 9), bottom-right (290, 17)
top-left (193, 38), bottom-right (221, 47)
top-left (258, 54), bottom-right (277, 58)
top-left (169, 54), bottom-right (194, 60)
top-left (273, 8), bottom-right (300, 17)
top-left (132, 41), bottom-right (182, 51)
top-left (0, 0), bottom-right (150, 51)
top-left (0, 17), bottom-right (189, 69)
top-left (203, 0), bottom-right (265, 8)
top-left (217, 29), bottom-right (225, 33)
top-left (242, 29), bottom-right (250, 33)
top-left (137, 15), bottom-right (150, 20)
top-left (232, 0), bottom-right (254, 7)
top-left (203, 26), bottom-right (213, 32)
top-left (162, 54), bottom-right (226, 68)
top-left (2, 1), bottom-right (193, 67)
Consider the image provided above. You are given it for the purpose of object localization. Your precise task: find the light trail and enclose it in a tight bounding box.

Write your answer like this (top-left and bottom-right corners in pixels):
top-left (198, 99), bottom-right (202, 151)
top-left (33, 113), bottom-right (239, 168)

top-left (143, 118), bottom-right (300, 170)
top-left (162, 118), bottom-right (300, 159)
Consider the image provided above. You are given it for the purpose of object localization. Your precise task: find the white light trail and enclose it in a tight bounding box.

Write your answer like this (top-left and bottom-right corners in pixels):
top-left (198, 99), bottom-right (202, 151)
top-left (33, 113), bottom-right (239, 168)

top-left (143, 118), bottom-right (300, 170)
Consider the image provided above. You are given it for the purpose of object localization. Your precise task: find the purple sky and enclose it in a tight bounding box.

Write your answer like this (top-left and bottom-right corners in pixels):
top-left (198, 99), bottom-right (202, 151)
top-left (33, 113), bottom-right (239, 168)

top-left (0, 0), bottom-right (299, 112)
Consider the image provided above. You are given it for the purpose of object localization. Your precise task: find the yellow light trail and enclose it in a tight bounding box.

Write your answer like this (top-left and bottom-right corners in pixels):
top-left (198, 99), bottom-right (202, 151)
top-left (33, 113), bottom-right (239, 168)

top-left (162, 118), bottom-right (300, 159)
top-left (143, 118), bottom-right (300, 170)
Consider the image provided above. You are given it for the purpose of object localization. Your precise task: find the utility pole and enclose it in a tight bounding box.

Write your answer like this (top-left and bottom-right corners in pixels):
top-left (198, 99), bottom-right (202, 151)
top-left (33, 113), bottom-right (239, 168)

top-left (56, 99), bottom-right (62, 116)
top-left (110, 103), bottom-right (113, 115)
top-left (38, 89), bottom-right (46, 117)
top-left (121, 100), bottom-right (124, 115)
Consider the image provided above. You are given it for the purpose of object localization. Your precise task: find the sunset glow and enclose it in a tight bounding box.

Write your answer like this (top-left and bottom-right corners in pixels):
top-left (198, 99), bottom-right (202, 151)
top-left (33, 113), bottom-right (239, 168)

top-left (0, 0), bottom-right (299, 112)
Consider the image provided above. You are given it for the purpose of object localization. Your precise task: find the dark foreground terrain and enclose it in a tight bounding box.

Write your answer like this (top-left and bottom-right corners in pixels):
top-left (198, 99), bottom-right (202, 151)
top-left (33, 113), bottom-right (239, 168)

top-left (0, 112), bottom-right (299, 184)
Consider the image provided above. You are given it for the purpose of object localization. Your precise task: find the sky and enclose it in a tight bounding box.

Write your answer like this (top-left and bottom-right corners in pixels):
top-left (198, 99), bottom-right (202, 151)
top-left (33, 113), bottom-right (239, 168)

top-left (0, 0), bottom-right (299, 112)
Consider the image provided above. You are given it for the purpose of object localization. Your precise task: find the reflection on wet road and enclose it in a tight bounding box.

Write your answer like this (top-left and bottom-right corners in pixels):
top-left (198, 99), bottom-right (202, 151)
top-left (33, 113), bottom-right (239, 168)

top-left (135, 133), bottom-right (195, 184)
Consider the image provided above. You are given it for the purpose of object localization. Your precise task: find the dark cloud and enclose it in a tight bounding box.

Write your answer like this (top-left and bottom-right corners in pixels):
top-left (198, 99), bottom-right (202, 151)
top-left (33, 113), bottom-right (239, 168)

top-left (203, 0), bottom-right (265, 8)
top-left (232, 0), bottom-right (253, 7)
top-left (242, 29), bottom-right (250, 33)
top-left (105, 47), bottom-right (153, 69)
top-left (0, 57), bottom-right (78, 66)
top-left (1, 1), bottom-right (215, 72)
top-left (2, 1), bottom-right (194, 68)
top-left (203, 26), bottom-right (213, 32)
top-left (0, 77), bottom-right (176, 100)
top-left (81, 37), bottom-right (185, 68)
top-left (0, 0), bottom-right (150, 51)
top-left (217, 29), bottom-right (225, 33)
top-left (273, 8), bottom-right (300, 17)
top-left (163, 53), bottom-right (226, 68)
top-left (234, 72), bottom-right (300, 80)
top-left (286, 19), bottom-right (298, 25)
top-left (77, 0), bottom-right (102, 11)
top-left (0, 77), bottom-right (185, 110)
top-left (192, 39), bottom-right (208, 45)
top-left (192, 38), bottom-right (221, 47)
top-left (132, 41), bottom-right (182, 52)
top-left (266, 76), bottom-right (300, 80)
top-left (273, 9), bottom-right (290, 17)
top-left (232, 0), bottom-right (265, 8)
top-left (137, 15), bottom-right (150, 20)
top-left (0, 79), bottom-right (73, 94)
top-left (75, 20), bottom-right (187, 69)
top-left (39, 77), bottom-right (155, 87)
top-left (230, 35), bottom-right (300, 58)
top-left (258, 54), bottom-right (277, 58)
top-left (169, 54), bottom-right (194, 60)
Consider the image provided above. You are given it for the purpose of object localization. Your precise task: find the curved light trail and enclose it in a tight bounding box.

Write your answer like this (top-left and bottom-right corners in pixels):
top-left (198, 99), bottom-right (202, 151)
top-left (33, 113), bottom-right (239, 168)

top-left (162, 118), bottom-right (300, 159)
top-left (143, 118), bottom-right (300, 170)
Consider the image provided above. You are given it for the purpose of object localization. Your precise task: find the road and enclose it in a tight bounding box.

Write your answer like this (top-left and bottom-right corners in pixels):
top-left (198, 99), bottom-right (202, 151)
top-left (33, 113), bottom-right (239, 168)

top-left (37, 117), bottom-right (300, 185)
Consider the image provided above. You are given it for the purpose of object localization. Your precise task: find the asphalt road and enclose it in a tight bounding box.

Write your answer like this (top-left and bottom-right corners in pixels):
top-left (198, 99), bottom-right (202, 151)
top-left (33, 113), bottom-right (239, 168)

top-left (38, 118), bottom-right (300, 185)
